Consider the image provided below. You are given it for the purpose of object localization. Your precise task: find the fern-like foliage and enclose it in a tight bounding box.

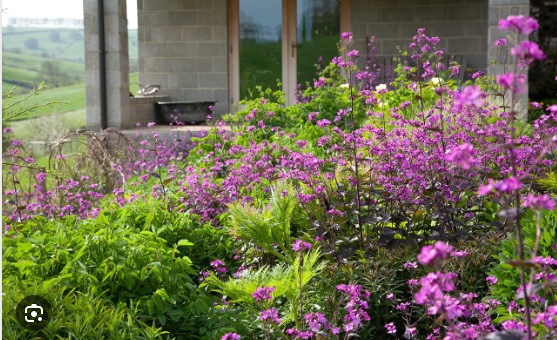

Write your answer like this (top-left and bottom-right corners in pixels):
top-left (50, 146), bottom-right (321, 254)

top-left (203, 249), bottom-right (325, 325)
top-left (538, 172), bottom-right (557, 194)
top-left (227, 181), bottom-right (304, 264)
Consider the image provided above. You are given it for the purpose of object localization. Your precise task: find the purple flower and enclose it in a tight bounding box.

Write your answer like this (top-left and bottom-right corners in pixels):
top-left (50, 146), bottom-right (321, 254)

top-left (494, 176), bottom-right (522, 193)
top-left (385, 322), bottom-right (396, 334)
top-left (221, 333), bottom-right (241, 340)
top-left (445, 143), bottom-right (475, 170)
top-left (252, 286), bottom-right (275, 302)
top-left (341, 32), bottom-right (353, 41)
top-left (454, 85), bottom-right (484, 108)
top-left (417, 241), bottom-right (454, 265)
top-left (347, 49), bottom-right (359, 58)
top-left (259, 308), bottom-right (281, 324)
top-left (210, 259), bottom-right (228, 273)
top-left (292, 239), bottom-right (312, 252)
top-left (510, 40), bottom-right (546, 64)
top-left (494, 38), bottom-right (507, 46)
top-left (3, 127), bottom-right (13, 134)
top-left (498, 15), bottom-right (539, 35)
top-left (316, 119), bottom-right (331, 128)
top-left (486, 276), bottom-right (498, 285)
top-left (147, 122), bottom-right (156, 127)
top-left (314, 78), bottom-right (326, 88)
top-left (450, 250), bottom-right (469, 258)
top-left (403, 261), bottom-right (418, 269)
top-left (523, 194), bottom-right (555, 210)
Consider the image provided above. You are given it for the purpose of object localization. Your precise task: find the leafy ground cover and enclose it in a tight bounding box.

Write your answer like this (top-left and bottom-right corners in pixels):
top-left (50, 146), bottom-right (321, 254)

top-left (3, 16), bottom-right (557, 340)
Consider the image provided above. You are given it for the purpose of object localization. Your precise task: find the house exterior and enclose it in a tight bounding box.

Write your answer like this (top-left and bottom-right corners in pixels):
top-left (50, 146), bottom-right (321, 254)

top-left (83, 0), bottom-right (530, 130)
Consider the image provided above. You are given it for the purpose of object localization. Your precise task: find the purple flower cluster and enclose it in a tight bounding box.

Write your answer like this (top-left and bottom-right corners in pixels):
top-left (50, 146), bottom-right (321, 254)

top-left (337, 284), bottom-right (371, 332)
top-left (251, 286), bottom-right (275, 302)
top-left (291, 240), bottom-right (312, 252)
top-left (417, 241), bottom-right (454, 265)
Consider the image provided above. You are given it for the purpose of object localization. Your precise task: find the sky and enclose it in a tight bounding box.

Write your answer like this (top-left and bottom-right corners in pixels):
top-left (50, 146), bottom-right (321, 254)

top-left (1, 0), bottom-right (138, 28)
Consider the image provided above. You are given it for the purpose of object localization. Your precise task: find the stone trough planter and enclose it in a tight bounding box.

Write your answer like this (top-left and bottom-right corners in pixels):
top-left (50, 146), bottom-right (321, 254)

top-left (155, 101), bottom-right (216, 124)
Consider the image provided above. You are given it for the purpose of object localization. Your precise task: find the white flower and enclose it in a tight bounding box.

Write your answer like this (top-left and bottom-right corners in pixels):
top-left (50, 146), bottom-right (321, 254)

top-left (375, 84), bottom-right (387, 92)
top-left (340, 83), bottom-right (349, 88)
top-left (431, 77), bottom-right (441, 85)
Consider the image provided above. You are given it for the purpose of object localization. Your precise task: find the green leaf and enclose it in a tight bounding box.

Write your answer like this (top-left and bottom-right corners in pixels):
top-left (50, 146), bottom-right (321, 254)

top-left (177, 239), bottom-right (193, 247)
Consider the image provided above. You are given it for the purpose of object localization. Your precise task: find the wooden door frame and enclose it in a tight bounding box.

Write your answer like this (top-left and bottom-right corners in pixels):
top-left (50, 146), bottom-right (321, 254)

top-left (228, 0), bottom-right (351, 110)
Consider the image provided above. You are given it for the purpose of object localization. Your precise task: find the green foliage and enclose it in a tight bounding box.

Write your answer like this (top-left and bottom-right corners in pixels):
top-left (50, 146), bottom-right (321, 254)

top-left (489, 210), bottom-right (557, 306)
top-left (3, 283), bottom-right (171, 339)
top-left (538, 172), bottom-right (557, 194)
top-left (226, 181), bottom-right (309, 265)
top-left (203, 249), bottom-right (325, 333)
top-left (2, 197), bottom-right (238, 339)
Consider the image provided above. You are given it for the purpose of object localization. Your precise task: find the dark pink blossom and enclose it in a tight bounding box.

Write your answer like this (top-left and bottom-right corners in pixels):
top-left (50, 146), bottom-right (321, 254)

top-left (510, 40), bottom-right (546, 64)
top-left (417, 242), bottom-right (454, 265)
top-left (252, 286), bottom-right (275, 302)
top-left (523, 194), bottom-right (555, 210)
top-left (498, 15), bottom-right (539, 35)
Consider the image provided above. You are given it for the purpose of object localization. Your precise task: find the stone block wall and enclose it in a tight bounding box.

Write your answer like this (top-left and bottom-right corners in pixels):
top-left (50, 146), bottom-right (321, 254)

top-left (129, 95), bottom-right (171, 126)
top-left (84, 0), bottom-right (131, 130)
top-left (138, 0), bottom-right (228, 117)
top-left (350, 0), bottom-right (489, 72)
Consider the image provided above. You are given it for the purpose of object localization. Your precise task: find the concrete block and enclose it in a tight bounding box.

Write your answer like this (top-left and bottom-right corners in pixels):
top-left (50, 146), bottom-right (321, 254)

top-left (198, 42), bottom-right (227, 57)
top-left (181, 0), bottom-right (212, 10)
top-left (151, 27), bottom-right (182, 42)
top-left (167, 11), bottom-right (197, 26)
top-left (448, 37), bottom-right (482, 53)
top-left (183, 88), bottom-right (215, 101)
top-left (84, 31), bottom-right (99, 51)
top-left (462, 53), bottom-right (488, 70)
top-left (213, 58), bottom-right (228, 72)
top-left (83, 16), bottom-right (98, 35)
top-left (488, 6), bottom-right (500, 25)
top-left (106, 53), bottom-right (130, 72)
top-left (196, 11), bottom-right (226, 26)
top-left (182, 26), bottom-right (212, 41)
top-left (212, 26), bottom-right (228, 41)
top-left (104, 0), bottom-right (127, 16)
top-left (167, 42), bottom-right (200, 57)
top-left (213, 0), bottom-right (227, 11)
top-left (383, 7), bottom-right (414, 22)
top-left (399, 0), bottom-right (432, 5)
top-left (165, 88), bottom-right (185, 100)
top-left (168, 73), bottom-right (199, 88)
top-left (364, 23), bottom-right (400, 39)
top-left (143, 0), bottom-right (182, 11)
top-left (489, 0), bottom-right (528, 5)
top-left (463, 22), bottom-right (488, 36)
top-left (214, 88), bottom-right (228, 104)
top-left (448, 6), bottom-right (483, 20)
top-left (352, 9), bottom-right (382, 24)
top-left (382, 39), bottom-right (410, 54)
top-left (198, 73), bottom-right (227, 88)
top-left (140, 42), bottom-right (168, 57)
top-left (415, 6), bottom-right (447, 21)
top-left (427, 22), bottom-right (465, 37)
top-left (164, 58), bottom-right (213, 72)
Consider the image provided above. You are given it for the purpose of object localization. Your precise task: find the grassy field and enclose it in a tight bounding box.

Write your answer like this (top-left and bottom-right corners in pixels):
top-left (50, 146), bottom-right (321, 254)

top-left (2, 52), bottom-right (85, 94)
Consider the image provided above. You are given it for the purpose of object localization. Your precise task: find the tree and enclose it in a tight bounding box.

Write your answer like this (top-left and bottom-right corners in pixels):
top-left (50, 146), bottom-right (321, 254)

top-left (69, 30), bottom-right (83, 41)
top-left (40, 60), bottom-right (70, 88)
top-left (24, 37), bottom-right (39, 50)
top-left (49, 31), bottom-right (61, 42)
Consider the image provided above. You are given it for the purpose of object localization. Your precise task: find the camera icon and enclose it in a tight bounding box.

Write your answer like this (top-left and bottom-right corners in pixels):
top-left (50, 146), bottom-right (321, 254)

top-left (17, 295), bottom-right (51, 331)
top-left (24, 303), bottom-right (44, 323)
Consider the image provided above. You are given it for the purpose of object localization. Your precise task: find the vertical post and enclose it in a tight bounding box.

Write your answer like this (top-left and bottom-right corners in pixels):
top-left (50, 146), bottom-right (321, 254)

top-left (98, 0), bottom-right (108, 130)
